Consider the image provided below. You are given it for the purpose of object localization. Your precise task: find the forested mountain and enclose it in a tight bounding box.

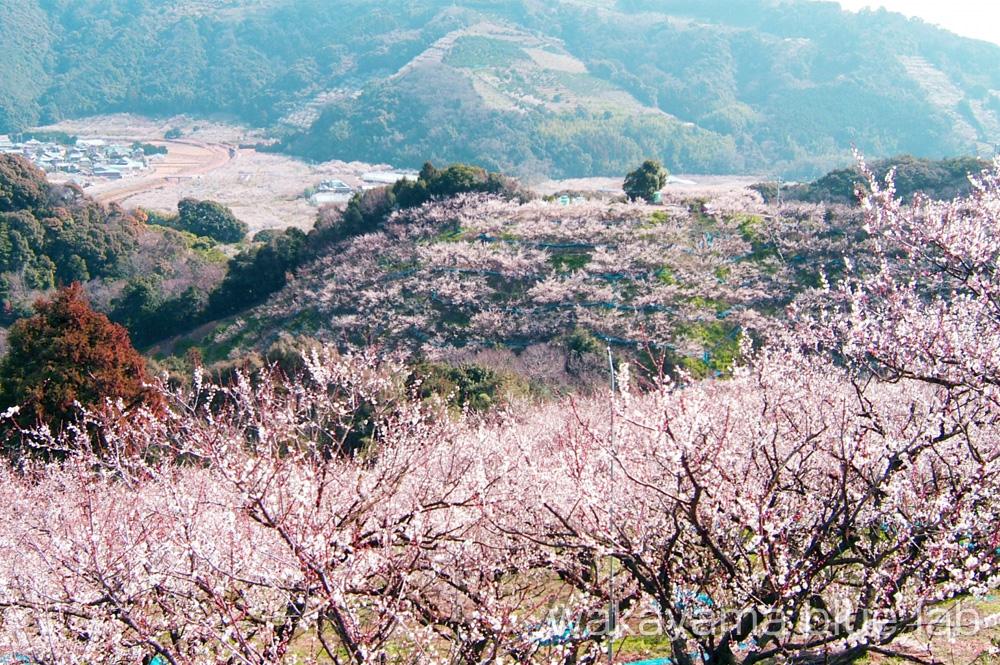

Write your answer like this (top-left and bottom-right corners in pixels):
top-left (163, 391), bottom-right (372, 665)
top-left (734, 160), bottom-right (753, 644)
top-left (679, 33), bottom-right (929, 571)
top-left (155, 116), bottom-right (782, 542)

top-left (0, 154), bottom-right (226, 345)
top-left (774, 154), bottom-right (991, 203)
top-left (2, 0), bottom-right (999, 178)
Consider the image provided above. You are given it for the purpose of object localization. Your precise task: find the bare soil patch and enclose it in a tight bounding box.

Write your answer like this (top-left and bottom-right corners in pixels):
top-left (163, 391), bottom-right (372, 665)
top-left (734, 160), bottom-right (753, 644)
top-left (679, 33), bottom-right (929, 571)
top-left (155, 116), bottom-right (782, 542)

top-left (111, 148), bottom-right (382, 233)
top-left (38, 115), bottom-right (392, 233)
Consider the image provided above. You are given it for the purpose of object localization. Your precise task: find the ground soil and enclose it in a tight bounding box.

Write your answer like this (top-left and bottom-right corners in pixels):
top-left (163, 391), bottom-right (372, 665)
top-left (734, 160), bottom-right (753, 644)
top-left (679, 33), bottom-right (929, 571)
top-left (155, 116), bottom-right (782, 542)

top-left (39, 114), bottom-right (390, 233)
top-left (38, 114), bottom-right (764, 232)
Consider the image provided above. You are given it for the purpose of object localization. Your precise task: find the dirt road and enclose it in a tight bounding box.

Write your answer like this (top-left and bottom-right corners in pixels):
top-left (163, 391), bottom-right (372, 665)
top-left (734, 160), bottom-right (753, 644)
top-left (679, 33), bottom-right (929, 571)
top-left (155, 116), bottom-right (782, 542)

top-left (88, 139), bottom-right (235, 204)
top-left (36, 115), bottom-right (383, 233)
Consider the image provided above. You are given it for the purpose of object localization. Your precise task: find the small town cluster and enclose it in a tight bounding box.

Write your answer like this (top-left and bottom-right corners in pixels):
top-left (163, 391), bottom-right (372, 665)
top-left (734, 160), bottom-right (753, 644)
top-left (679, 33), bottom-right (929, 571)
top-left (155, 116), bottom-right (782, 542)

top-left (0, 134), bottom-right (154, 183)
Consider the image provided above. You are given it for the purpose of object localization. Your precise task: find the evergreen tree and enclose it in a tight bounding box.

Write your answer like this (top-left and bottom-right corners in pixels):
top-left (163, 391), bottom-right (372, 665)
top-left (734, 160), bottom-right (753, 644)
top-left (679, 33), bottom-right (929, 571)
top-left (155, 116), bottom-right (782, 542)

top-left (176, 198), bottom-right (248, 243)
top-left (623, 159), bottom-right (668, 202)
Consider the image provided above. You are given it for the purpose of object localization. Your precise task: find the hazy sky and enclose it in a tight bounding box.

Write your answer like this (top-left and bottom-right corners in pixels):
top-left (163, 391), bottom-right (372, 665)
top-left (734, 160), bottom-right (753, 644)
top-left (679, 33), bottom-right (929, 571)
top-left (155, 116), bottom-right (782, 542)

top-left (830, 0), bottom-right (1000, 46)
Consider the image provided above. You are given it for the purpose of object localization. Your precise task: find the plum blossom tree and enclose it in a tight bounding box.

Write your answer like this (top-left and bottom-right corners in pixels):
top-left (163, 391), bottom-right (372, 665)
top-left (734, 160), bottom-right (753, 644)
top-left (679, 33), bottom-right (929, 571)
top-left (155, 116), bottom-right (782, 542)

top-left (842, 157), bottom-right (1000, 400)
top-left (1, 338), bottom-right (999, 664)
top-left (1, 159), bottom-right (1000, 665)
top-left (500, 343), bottom-right (1000, 665)
top-left (0, 350), bottom-right (576, 664)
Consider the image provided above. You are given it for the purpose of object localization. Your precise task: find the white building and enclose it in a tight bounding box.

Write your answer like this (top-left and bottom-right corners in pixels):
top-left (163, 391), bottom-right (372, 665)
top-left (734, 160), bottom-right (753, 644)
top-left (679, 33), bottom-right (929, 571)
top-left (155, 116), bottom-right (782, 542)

top-left (361, 171), bottom-right (418, 185)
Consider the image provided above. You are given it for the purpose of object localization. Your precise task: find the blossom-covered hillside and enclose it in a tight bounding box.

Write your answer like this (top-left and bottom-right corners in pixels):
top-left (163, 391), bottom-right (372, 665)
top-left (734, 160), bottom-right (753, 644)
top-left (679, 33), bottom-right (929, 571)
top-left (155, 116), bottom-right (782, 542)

top-left (1, 162), bottom-right (999, 665)
top-left (218, 190), bottom-right (866, 378)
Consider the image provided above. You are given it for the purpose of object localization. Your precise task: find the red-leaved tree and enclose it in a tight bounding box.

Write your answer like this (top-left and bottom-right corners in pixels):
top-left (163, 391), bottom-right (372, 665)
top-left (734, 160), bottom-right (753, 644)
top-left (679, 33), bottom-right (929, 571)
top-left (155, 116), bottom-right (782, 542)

top-left (0, 282), bottom-right (162, 457)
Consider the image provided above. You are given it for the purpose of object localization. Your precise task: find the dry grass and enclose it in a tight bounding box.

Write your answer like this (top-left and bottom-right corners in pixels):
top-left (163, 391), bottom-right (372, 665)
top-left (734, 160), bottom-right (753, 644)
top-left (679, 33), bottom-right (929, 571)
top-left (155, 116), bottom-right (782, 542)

top-left (888, 596), bottom-right (1000, 665)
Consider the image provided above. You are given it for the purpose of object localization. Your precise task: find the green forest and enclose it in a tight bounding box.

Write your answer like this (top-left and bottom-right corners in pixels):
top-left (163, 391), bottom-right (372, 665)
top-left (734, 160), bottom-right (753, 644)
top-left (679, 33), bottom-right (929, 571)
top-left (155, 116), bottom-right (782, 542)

top-left (1, 0), bottom-right (998, 178)
top-left (763, 154), bottom-right (992, 203)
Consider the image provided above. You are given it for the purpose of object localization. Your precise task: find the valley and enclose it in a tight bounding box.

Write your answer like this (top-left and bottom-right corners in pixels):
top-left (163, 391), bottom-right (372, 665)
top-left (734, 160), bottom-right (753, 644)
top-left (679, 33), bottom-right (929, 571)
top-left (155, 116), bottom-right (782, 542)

top-left (1, 2), bottom-right (1000, 663)
top-left (36, 114), bottom-right (764, 235)
top-left (39, 115), bottom-right (405, 232)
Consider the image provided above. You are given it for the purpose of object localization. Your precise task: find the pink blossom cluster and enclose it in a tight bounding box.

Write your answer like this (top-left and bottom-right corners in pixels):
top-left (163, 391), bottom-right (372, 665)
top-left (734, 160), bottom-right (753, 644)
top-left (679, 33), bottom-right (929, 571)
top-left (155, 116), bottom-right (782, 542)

top-left (844, 158), bottom-right (1000, 399)
top-left (255, 193), bottom-right (862, 366)
top-left (1, 337), bottom-right (997, 664)
top-left (2, 164), bottom-right (999, 664)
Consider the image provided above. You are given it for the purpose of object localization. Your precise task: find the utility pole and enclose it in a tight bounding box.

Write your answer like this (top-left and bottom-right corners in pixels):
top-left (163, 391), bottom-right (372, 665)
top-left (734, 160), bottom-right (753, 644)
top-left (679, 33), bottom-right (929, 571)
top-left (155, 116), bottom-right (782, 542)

top-left (607, 346), bottom-right (616, 665)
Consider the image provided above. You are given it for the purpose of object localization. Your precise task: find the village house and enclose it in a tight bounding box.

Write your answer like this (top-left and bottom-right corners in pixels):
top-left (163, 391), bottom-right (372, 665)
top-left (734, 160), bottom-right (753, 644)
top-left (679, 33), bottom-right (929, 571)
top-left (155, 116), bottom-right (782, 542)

top-left (361, 171), bottom-right (418, 185)
top-left (317, 179), bottom-right (354, 194)
top-left (3, 136), bottom-right (151, 179)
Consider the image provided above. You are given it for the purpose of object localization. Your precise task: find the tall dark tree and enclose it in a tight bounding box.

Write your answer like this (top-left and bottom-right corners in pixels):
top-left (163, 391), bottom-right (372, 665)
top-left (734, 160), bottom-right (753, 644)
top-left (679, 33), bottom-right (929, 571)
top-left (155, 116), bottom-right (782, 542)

top-left (623, 159), bottom-right (668, 202)
top-left (208, 228), bottom-right (306, 316)
top-left (0, 154), bottom-right (50, 213)
top-left (176, 198), bottom-right (248, 243)
top-left (0, 283), bottom-right (162, 440)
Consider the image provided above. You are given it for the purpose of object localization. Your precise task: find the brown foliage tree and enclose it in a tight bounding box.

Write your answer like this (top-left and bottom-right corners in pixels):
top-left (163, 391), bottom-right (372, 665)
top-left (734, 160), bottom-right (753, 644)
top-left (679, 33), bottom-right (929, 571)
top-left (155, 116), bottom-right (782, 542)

top-left (0, 283), bottom-right (162, 454)
top-left (0, 154), bottom-right (50, 213)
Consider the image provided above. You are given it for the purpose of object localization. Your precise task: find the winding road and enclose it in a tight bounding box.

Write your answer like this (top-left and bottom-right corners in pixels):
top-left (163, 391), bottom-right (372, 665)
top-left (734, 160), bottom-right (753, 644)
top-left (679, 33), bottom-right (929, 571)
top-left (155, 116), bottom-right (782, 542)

top-left (88, 138), bottom-right (236, 204)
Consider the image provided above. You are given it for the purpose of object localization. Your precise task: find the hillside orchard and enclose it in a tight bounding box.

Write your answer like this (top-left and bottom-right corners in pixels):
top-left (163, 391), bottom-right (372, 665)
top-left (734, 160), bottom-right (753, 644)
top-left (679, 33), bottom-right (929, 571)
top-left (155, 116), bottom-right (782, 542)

top-left (1, 161), bottom-right (999, 664)
top-left (243, 186), bottom-right (859, 381)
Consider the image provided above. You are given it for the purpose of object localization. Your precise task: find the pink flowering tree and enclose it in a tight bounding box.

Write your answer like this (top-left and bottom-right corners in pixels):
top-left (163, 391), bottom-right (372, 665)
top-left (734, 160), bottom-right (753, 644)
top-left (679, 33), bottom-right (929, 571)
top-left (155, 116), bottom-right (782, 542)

top-left (0, 350), bottom-right (579, 665)
top-left (497, 342), bottom-right (1000, 665)
top-left (841, 157), bottom-right (1000, 405)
